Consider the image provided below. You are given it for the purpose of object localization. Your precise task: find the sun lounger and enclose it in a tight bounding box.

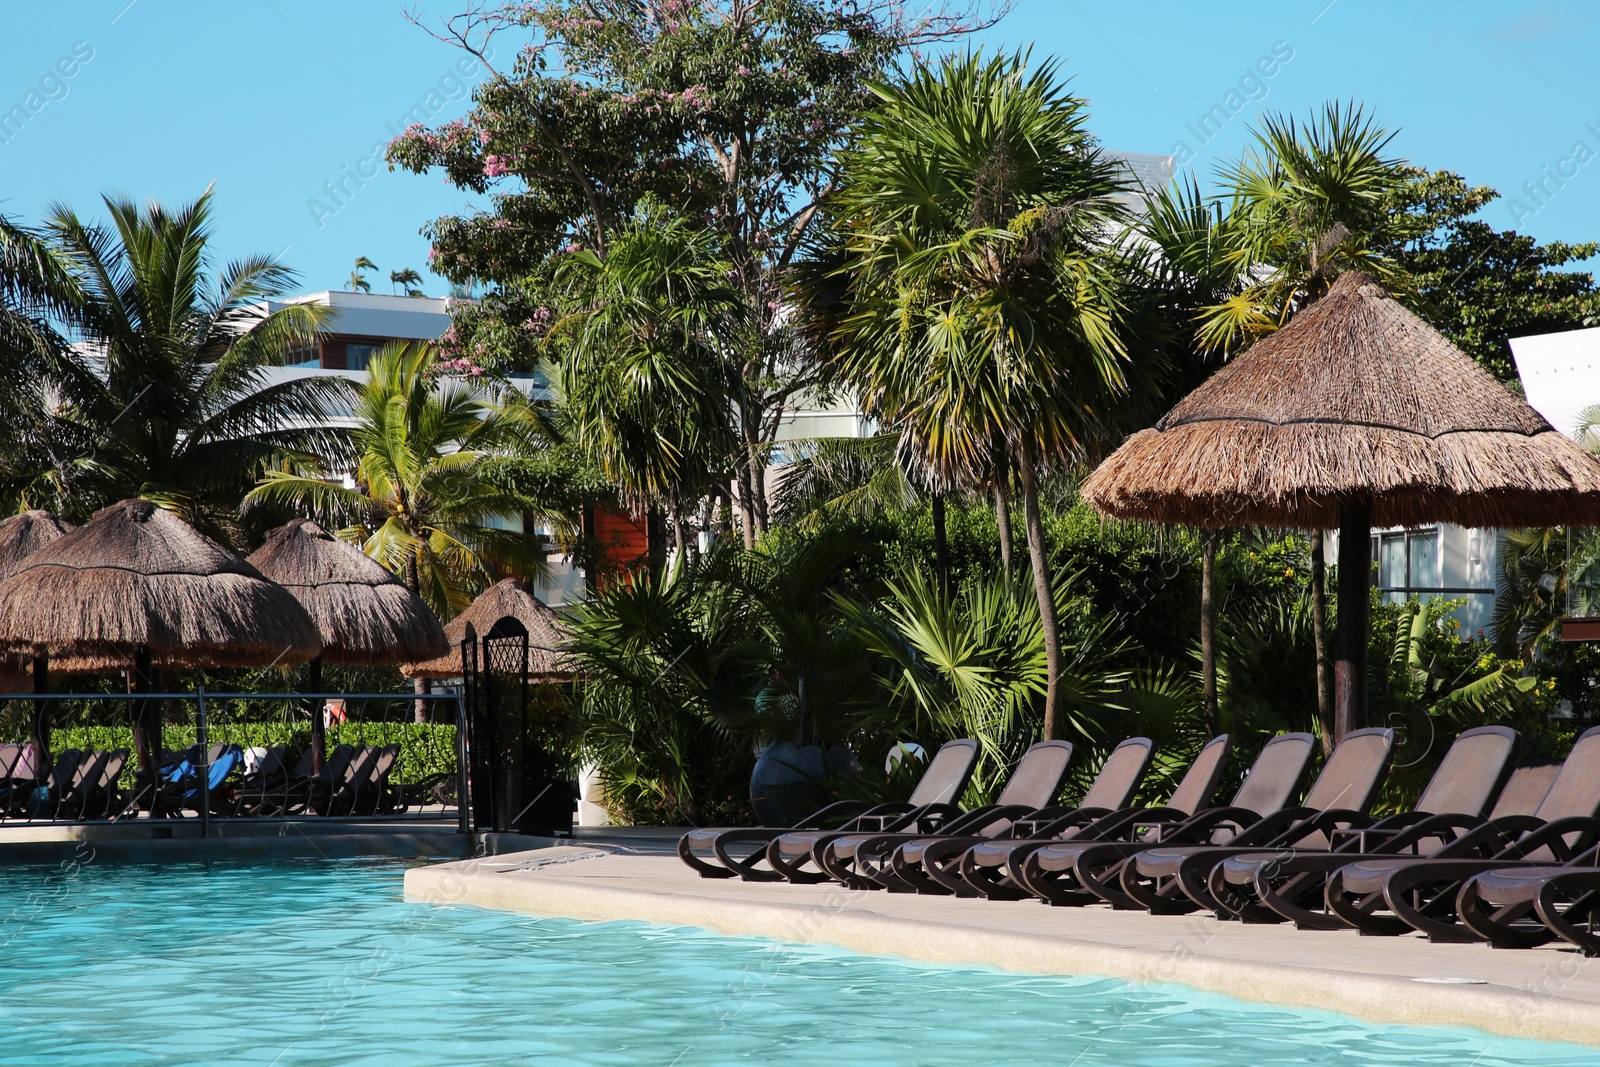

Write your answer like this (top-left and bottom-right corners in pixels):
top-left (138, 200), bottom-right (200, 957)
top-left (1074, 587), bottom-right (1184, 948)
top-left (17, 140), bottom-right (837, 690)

top-left (809, 739), bottom-right (1077, 891)
top-left (948, 734), bottom-right (1233, 900)
top-left (1203, 725), bottom-right (1523, 927)
top-left (1114, 727), bottom-right (1394, 914)
top-left (1455, 846), bottom-right (1600, 953)
top-left (879, 736), bottom-right (1158, 896)
top-left (1322, 725), bottom-right (1600, 941)
top-left (1012, 732), bottom-right (1317, 907)
top-left (677, 738), bottom-right (979, 881)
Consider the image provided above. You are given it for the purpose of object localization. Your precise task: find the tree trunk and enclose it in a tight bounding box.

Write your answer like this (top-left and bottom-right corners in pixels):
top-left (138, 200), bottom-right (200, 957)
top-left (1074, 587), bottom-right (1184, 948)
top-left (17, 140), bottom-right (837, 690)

top-left (1334, 500), bottom-right (1372, 742)
top-left (752, 453), bottom-right (769, 534)
top-left (931, 494), bottom-right (950, 594)
top-left (1200, 531), bottom-right (1219, 736)
top-left (1310, 531), bottom-right (1334, 756)
top-left (736, 464), bottom-right (757, 550)
top-left (130, 646), bottom-right (156, 803)
top-left (1017, 446), bottom-right (1063, 740)
top-left (307, 656), bottom-right (327, 774)
top-left (993, 479), bottom-right (1013, 570)
top-left (414, 676), bottom-right (430, 725)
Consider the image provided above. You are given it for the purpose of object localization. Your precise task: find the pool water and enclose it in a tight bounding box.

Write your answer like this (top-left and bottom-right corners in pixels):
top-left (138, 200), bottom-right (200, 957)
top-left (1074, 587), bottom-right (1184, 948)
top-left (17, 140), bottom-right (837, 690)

top-left (0, 858), bottom-right (1595, 1066)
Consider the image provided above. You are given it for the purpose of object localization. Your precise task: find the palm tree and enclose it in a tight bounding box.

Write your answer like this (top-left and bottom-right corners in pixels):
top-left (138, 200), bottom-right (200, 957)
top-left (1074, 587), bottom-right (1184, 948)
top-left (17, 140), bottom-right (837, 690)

top-left (550, 202), bottom-right (741, 564)
top-left (348, 255), bottom-right (377, 293)
top-left (1197, 102), bottom-right (1408, 740)
top-left (796, 51), bottom-right (1132, 739)
top-left (246, 342), bottom-right (560, 616)
top-left (390, 268), bottom-right (424, 297)
top-left (0, 192), bottom-right (347, 537)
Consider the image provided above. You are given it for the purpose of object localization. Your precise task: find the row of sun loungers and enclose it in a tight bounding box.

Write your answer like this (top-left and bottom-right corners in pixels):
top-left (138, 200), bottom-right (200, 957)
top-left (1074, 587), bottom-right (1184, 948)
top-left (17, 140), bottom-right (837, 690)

top-left (679, 724), bottom-right (1600, 956)
top-left (0, 741), bottom-right (406, 819)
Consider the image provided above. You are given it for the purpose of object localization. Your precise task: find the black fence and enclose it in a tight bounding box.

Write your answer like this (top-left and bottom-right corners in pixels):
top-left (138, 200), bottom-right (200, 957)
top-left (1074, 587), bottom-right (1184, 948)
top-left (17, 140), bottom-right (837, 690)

top-left (0, 689), bottom-right (468, 836)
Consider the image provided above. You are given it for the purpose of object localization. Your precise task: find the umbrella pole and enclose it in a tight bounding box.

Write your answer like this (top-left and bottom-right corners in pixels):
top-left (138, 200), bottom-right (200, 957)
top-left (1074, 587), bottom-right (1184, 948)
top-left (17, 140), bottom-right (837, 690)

top-left (1334, 499), bottom-right (1372, 741)
top-left (31, 653), bottom-right (51, 768)
top-left (307, 656), bottom-right (326, 774)
top-left (131, 646), bottom-right (156, 794)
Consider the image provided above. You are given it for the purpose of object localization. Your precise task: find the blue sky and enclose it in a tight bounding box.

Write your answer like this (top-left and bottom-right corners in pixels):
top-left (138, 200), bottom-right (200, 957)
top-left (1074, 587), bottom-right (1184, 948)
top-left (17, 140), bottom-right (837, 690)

top-left (3, 1), bottom-right (1598, 297)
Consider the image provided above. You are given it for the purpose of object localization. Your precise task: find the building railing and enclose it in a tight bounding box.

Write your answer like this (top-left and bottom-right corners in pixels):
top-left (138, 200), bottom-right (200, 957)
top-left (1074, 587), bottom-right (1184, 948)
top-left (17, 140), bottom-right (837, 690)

top-left (0, 689), bottom-right (469, 837)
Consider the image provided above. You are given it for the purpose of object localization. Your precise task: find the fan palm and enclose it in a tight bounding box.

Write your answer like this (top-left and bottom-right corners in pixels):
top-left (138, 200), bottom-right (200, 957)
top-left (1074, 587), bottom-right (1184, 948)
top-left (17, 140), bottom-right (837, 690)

top-left (246, 342), bottom-right (559, 616)
top-left (797, 50), bottom-right (1132, 738)
top-left (0, 192), bottom-right (347, 537)
top-left (1199, 101), bottom-right (1408, 352)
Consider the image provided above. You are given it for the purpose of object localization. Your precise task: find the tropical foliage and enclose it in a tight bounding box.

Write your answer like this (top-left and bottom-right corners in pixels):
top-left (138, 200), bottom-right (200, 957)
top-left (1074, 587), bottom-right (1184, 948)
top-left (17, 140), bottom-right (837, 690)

top-left (0, 192), bottom-right (348, 541)
top-left (246, 342), bottom-right (564, 615)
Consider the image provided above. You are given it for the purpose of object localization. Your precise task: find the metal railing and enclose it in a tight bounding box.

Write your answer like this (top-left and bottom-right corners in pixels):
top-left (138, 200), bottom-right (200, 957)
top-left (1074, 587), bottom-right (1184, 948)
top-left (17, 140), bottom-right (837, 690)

top-left (0, 689), bottom-right (470, 837)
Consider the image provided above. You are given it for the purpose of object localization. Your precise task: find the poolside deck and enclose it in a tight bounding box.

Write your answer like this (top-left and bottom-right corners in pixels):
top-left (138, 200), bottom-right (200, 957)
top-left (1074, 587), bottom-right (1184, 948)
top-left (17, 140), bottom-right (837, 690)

top-left (406, 837), bottom-right (1600, 1049)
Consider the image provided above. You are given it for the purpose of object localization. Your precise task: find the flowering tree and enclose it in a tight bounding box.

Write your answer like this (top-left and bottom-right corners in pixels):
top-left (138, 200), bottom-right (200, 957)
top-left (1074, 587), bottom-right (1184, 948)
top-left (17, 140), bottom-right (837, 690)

top-left (387, 0), bottom-right (1005, 546)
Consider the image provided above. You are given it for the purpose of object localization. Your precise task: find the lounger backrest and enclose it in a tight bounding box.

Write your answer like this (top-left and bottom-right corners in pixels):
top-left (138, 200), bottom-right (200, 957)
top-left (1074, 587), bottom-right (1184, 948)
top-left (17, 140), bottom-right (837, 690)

top-left (339, 746), bottom-right (379, 791)
top-left (321, 745), bottom-right (356, 784)
top-left (1079, 738), bottom-right (1154, 811)
top-left (1229, 733), bottom-right (1315, 815)
top-left (1302, 727), bottom-right (1394, 813)
top-left (0, 742), bottom-right (20, 779)
top-left (1413, 726), bottom-right (1518, 816)
top-left (10, 744), bottom-right (40, 783)
top-left (1488, 760), bottom-right (1561, 819)
top-left (906, 739), bottom-right (980, 806)
top-left (290, 748), bottom-right (317, 778)
top-left (1164, 735), bottom-right (1232, 816)
top-left (995, 740), bottom-right (1075, 809)
top-left (48, 749), bottom-right (82, 794)
top-left (1532, 726), bottom-right (1600, 823)
top-left (68, 750), bottom-right (108, 795)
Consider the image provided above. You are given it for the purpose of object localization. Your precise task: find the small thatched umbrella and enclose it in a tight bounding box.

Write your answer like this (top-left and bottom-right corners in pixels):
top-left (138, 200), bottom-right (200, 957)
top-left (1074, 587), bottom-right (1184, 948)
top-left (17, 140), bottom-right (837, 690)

top-left (402, 578), bottom-right (569, 681)
top-left (247, 518), bottom-right (448, 768)
top-left (0, 499), bottom-right (322, 780)
top-left (0, 511), bottom-right (74, 763)
top-left (1082, 272), bottom-right (1600, 738)
top-left (0, 511), bottom-right (73, 699)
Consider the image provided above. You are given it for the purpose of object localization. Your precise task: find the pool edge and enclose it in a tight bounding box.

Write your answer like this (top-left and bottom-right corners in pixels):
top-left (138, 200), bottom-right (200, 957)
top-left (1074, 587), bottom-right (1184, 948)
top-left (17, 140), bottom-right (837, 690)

top-left (404, 854), bottom-right (1600, 1050)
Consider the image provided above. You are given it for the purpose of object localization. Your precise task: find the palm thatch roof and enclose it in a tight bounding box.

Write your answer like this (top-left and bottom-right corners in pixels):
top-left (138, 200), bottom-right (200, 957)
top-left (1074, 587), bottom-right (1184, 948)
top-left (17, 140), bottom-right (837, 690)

top-left (246, 518), bottom-right (447, 666)
top-left (0, 498), bottom-right (321, 670)
top-left (1082, 272), bottom-right (1600, 529)
top-left (401, 578), bottom-right (570, 680)
top-left (0, 511), bottom-right (72, 688)
top-left (0, 511), bottom-right (73, 580)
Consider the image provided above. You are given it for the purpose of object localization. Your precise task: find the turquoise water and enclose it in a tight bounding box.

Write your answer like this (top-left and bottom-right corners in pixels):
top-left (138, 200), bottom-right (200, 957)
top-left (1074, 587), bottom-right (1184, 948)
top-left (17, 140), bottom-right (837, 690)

top-left (0, 858), bottom-right (1595, 1066)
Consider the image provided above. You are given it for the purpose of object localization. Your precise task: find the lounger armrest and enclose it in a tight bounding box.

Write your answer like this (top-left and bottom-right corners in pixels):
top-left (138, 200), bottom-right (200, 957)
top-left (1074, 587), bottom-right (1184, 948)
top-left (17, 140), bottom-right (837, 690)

top-left (1503, 816), bottom-right (1600, 861)
top-left (1156, 805), bottom-right (1262, 843)
top-left (1333, 812), bottom-right (1488, 854)
top-left (940, 803), bottom-right (1038, 835)
top-left (1209, 806), bottom-right (1318, 846)
top-left (903, 802), bottom-right (964, 832)
top-left (792, 799), bottom-right (872, 829)
top-left (1269, 808), bottom-right (1374, 846)
top-left (1013, 806), bottom-right (1116, 838)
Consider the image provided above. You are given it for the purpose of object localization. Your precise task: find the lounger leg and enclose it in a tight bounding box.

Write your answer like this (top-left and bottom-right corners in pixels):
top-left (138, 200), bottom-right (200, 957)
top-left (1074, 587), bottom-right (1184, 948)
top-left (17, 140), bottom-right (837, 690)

top-left (678, 835), bottom-right (738, 878)
top-left (764, 840), bottom-right (833, 884)
top-left (954, 850), bottom-right (1030, 901)
top-left (1455, 882), bottom-right (1551, 949)
top-left (1324, 870), bottom-right (1413, 935)
top-left (1534, 883), bottom-right (1600, 957)
top-left (1117, 860), bottom-right (1199, 915)
top-left (1381, 868), bottom-right (1479, 943)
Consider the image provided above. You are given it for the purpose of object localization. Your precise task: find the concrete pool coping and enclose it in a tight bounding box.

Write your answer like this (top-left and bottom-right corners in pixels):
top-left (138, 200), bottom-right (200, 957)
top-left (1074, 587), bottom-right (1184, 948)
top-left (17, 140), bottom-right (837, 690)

top-left (406, 846), bottom-right (1600, 1049)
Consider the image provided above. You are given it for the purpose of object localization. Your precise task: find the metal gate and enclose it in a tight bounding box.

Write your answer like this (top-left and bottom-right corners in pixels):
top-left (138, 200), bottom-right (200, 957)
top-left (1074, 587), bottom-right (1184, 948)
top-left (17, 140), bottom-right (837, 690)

top-left (460, 617), bottom-right (530, 833)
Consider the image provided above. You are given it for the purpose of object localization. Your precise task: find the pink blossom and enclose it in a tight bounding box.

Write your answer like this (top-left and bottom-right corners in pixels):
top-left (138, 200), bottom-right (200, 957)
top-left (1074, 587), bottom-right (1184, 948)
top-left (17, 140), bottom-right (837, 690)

top-left (483, 154), bottom-right (509, 178)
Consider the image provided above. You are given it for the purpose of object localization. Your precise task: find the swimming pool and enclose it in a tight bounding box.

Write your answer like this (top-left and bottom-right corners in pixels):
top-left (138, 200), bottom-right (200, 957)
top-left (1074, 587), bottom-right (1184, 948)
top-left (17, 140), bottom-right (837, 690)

top-left (0, 857), bottom-right (1594, 1066)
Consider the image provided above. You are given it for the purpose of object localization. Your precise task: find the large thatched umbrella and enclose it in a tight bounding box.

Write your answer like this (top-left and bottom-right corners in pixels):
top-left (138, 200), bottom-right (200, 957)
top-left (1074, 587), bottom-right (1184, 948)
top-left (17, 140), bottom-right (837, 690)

top-left (0, 499), bottom-right (322, 779)
top-left (247, 518), bottom-right (448, 768)
top-left (402, 578), bottom-right (569, 681)
top-left (1082, 272), bottom-right (1600, 739)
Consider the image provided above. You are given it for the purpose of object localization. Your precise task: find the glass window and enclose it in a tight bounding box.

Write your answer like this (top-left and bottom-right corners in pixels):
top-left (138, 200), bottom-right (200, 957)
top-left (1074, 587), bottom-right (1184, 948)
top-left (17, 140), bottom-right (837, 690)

top-left (1409, 531), bottom-right (1440, 591)
top-left (1372, 528), bottom-right (1442, 603)
top-left (346, 343), bottom-right (382, 371)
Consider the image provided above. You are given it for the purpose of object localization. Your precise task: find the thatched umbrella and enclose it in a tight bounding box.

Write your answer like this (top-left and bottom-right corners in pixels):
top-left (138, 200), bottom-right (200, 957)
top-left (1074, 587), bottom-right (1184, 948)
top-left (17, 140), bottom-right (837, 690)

top-left (402, 578), bottom-right (569, 681)
top-left (0, 511), bottom-right (73, 699)
top-left (1082, 272), bottom-right (1600, 739)
top-left (0, 512), bottom-right (74, 765)
top-left (0, 499), bottom-right (322, 779)
top-left (247, 518), bottom-right (448, 768)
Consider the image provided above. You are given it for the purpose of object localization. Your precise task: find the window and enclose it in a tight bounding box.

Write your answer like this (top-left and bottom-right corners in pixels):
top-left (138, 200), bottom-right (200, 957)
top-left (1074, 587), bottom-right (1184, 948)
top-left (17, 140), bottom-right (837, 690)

top-left (1370, 529), bottom-right (1441, 605)
top-left (345, 343), bottom-right (382, 371)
